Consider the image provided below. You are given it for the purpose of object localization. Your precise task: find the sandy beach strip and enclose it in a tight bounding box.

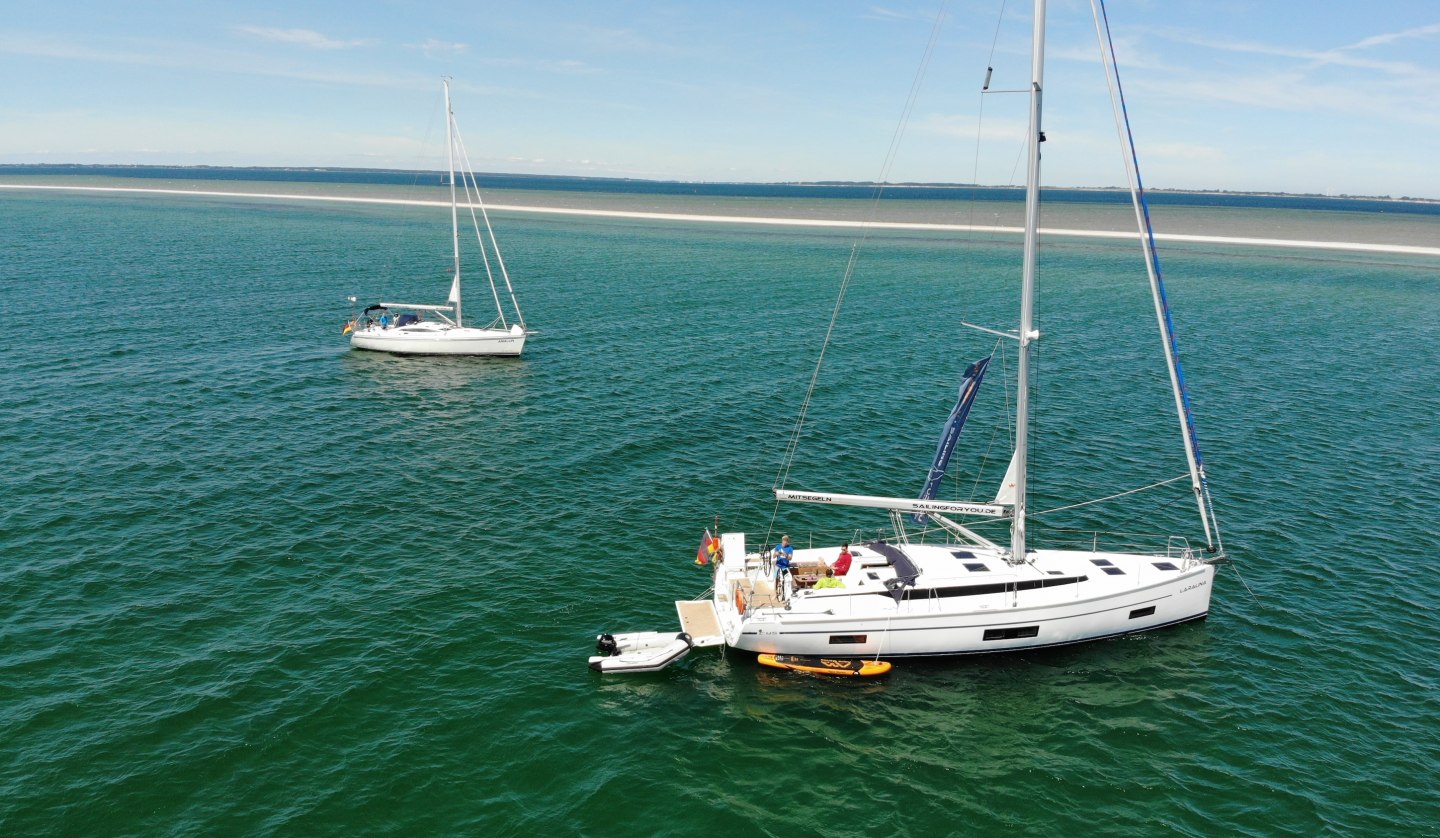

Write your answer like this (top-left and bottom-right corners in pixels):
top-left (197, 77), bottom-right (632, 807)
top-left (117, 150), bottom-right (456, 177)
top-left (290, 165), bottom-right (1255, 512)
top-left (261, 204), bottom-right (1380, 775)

top-left (3, 181), bottom-right (1437, 258)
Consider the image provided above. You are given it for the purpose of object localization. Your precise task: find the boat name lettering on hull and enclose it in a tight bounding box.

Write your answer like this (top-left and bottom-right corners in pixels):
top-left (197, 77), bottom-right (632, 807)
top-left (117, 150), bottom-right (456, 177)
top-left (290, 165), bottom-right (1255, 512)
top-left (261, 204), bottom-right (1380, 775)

top-left (1181, 579), bottom-right (1208, 594)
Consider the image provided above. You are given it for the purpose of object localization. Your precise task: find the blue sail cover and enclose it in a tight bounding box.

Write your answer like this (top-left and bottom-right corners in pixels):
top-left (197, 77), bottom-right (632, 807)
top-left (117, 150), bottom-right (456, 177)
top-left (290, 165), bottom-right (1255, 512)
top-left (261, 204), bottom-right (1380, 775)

top-left (913, 356), bottom-right (992, 524)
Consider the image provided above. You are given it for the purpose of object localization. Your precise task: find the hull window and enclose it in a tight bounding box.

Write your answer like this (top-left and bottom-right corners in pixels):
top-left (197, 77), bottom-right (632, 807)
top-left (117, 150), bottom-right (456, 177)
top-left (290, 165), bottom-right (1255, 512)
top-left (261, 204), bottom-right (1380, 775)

top-left (828, 635), bottom-right (868, 645)
top-left (1129, 606), bottom-right (1157, 619)
top-left (983, 626), bottom-right (1040, 641)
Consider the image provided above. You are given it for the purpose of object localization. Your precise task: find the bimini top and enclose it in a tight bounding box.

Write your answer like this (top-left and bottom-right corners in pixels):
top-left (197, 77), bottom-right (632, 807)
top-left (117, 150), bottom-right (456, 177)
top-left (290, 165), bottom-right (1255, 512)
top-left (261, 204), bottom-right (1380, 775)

top-left (866, 541), bottom-right (921, 596)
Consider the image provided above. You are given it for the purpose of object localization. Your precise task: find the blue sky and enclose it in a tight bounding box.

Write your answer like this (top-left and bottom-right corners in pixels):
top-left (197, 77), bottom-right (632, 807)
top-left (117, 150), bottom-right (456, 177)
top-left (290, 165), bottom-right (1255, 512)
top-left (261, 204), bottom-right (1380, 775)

top-left (4, 1), bottom-right (1438, 198)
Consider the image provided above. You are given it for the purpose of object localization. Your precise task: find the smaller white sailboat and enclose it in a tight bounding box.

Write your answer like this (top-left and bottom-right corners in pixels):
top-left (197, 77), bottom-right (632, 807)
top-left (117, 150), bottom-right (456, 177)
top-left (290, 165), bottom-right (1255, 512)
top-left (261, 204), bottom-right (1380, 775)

top-left (348, 79), bottom-right (529, 357)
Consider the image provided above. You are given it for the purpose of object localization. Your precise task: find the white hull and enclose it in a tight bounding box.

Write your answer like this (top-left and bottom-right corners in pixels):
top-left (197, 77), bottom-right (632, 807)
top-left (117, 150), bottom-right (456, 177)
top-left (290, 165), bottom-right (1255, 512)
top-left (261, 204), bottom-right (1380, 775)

top-left (350, 324), bottom-right (526, 357)
top-left (713, 535), bottom-right (1214, 657)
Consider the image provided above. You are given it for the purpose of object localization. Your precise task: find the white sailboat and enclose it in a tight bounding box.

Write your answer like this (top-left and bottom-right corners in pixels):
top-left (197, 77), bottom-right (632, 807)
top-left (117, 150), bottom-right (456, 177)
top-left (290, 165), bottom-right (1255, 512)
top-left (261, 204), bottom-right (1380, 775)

top-left (348, 79), bottom-right (529, 357)
top-left (680, 0), bottom-right (1225, 659)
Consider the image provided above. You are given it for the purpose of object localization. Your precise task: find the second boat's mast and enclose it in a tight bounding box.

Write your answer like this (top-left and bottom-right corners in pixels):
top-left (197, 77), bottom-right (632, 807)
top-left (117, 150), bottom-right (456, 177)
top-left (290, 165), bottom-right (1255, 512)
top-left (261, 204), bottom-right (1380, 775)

top-left (444, 79), bottom-right (463, 326)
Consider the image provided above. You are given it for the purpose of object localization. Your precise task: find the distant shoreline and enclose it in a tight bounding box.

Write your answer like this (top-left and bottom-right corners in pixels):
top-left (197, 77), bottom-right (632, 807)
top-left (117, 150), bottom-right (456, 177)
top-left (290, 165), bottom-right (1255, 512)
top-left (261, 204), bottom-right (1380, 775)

top-left (5, 181), bottom-right (1438, 258)
top-left (1, 163), bottom-right (1436, 208)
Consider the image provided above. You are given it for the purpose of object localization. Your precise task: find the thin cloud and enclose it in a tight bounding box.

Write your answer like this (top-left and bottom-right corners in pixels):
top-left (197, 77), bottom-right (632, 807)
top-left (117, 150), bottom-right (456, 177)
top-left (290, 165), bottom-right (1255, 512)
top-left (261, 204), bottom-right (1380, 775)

top-left (480, 56), bottom-right (603, 76)
top-left (1137, 72), bottom-right (1440, 129)
top-left (1136, 25), bottom-right (1440, 119)
top-left (234, 26), bottom-right (370, 50)
top-left (1048, 33), bottom-right (1177, 75)
top-left (913, 112), bottom-right (1027, 144)
top-left (581, 26), bottom-right (661, 54)
top-left (1342, 22), bottom-right (1440, 51)
top-left (0, 32), bottom-right (436, 90)
top-left (410, 39), bottom-right (469, 57)
top-left (863, 7), bottom-right (932, 22)
top-left (1171, 31), bottom-right (1432, 78)
top-left (0, 32), bottom-right (169, 65)
top-left (1135, 141), bottom-right (1227, 164)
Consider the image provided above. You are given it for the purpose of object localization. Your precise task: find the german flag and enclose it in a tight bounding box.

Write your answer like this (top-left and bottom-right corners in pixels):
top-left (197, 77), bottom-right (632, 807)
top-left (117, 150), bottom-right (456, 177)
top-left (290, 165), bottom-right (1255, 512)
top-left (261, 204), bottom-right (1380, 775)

top-left (695, 529), bottom-right (719, 565)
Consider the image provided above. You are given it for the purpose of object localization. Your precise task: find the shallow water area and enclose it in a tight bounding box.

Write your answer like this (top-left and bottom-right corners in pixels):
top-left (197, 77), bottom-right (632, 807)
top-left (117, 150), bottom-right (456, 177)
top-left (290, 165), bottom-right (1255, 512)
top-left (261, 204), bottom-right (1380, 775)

top-left (5, 171), bottom-right (1439, 252)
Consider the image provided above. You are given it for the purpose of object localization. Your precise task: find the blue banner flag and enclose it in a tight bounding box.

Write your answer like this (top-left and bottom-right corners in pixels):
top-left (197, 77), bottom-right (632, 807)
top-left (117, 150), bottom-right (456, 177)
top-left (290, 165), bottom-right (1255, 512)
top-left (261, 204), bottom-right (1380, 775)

top-left (913, 356), bottom-right (992, 523)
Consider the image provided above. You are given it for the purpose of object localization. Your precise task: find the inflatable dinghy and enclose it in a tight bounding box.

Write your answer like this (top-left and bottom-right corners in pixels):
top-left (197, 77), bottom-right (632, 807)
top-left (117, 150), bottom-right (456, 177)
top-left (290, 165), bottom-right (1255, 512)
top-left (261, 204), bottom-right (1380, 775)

top-left (589, 632), bottom-right (693, 674)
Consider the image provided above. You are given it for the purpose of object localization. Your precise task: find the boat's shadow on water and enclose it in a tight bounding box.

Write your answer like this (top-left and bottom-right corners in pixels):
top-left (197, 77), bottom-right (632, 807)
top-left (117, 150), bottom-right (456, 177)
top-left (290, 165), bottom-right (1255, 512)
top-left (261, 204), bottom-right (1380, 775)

top-left (340, 349), bottom-right (531, 394)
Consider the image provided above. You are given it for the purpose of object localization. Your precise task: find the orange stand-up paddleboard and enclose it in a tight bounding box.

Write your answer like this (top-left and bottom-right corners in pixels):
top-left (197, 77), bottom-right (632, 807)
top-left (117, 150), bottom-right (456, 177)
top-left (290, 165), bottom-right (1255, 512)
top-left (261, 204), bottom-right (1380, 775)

top-left (757, 654), bottom-right (892, 677)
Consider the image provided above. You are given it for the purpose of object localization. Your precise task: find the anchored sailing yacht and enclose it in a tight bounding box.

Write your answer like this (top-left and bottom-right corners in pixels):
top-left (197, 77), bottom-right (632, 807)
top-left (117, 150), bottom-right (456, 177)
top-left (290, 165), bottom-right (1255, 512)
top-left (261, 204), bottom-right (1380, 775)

top-left (681, 0), bottom-right (1225, 659)
top-left (348, 80), bottom-right (529, 357)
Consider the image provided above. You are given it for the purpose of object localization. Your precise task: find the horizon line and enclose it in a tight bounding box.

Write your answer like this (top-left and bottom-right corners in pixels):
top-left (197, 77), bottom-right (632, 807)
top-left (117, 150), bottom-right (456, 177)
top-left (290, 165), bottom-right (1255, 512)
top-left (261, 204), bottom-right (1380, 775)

top-left (3, 163), bottom-right (1437, 204)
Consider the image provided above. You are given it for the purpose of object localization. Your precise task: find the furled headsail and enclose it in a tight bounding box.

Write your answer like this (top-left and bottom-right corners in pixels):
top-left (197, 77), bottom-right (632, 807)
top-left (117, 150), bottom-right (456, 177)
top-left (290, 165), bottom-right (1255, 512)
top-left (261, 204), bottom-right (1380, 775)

top-left (913, 355), bottom-right (993, 522)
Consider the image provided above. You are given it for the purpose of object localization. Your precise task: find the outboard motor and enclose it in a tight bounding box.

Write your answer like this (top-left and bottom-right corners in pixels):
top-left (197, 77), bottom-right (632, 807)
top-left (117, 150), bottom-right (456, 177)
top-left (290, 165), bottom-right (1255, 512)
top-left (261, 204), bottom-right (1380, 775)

top-left (595, 634), bottom-right (619, 656)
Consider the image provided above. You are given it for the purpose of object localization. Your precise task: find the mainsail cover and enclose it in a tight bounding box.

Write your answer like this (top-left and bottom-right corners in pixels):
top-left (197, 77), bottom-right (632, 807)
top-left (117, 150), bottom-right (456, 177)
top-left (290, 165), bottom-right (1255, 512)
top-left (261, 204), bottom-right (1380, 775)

top-left (913, 356), bottom-right (992, 523)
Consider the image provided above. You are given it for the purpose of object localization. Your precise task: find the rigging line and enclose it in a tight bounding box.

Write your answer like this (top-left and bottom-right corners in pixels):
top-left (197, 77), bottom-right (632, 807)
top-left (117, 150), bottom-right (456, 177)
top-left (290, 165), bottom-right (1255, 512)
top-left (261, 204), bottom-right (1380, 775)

top-left (450, 123), bottom-right (509, 325)
top-left (965, 0), bottom-right (1011, 237)
top-left (877, 0), bottom-right (953, 194)
top-left (773, 0), bottom-right (953, 495)
top-left (873, 601), bottom-right (900, 664)
top-left (968, 420), bottom-right (1002, 500)
top-left (1226, 562), bottom-right (1260, 603)
top-left (771, 242), bottom-right (858, 492)
top-left (452, 123), bottom-right (524, 326)
top-left (983, 0), bottom-right (1010, 70)
top-left (1093, 0), bottom-right (1222, 554)
top-left (1029, 474), bottom-right (1190, 517)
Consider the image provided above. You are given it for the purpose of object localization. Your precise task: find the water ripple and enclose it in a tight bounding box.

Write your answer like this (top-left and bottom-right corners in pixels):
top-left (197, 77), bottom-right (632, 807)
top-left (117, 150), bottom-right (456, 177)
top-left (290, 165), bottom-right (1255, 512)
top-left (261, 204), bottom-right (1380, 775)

top-left (2, 191), bottom-right (1437, 834)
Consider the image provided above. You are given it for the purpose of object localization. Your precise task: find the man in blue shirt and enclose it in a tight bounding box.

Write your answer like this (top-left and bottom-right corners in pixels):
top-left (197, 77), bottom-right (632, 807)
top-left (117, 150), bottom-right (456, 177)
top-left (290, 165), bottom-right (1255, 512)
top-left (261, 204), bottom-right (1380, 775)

top-left (773, 535), bottom-right (794, 585)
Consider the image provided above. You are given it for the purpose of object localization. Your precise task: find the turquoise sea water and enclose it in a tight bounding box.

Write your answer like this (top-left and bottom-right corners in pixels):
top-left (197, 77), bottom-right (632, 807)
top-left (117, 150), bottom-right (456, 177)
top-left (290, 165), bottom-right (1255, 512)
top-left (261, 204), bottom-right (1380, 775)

top-left (2, 184), bottom-right (1439, 835)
